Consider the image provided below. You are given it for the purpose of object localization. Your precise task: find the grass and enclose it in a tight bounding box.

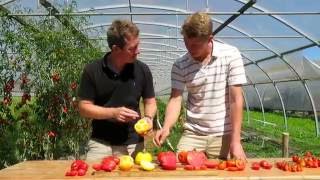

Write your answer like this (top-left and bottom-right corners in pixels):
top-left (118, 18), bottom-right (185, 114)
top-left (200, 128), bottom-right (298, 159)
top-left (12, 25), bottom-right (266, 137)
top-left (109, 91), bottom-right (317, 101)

top-left (242, 110), bottom-right (320, 157)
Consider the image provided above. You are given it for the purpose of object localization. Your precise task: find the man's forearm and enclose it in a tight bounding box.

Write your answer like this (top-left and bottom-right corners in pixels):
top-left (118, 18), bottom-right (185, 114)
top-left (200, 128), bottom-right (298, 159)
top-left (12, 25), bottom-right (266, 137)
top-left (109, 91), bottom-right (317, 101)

top-left (163, 97), bottom-right (182, 130)
top-left (144, 98), bottom-right (157, 119)
top-left (79, 101), bottom-right (115, 120)
top-left (230, 93), bottom-right (244, 142)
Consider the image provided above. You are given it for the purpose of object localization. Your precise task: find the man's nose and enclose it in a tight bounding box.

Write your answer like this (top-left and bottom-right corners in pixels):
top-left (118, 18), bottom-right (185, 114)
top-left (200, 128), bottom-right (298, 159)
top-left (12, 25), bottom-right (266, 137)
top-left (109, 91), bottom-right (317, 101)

top-left (135, 48), bottom-right (140, 55)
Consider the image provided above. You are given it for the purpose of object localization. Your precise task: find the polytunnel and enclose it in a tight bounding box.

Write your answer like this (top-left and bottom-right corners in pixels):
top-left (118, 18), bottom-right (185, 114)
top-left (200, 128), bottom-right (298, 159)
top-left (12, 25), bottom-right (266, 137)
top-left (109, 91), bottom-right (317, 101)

top-left (0, 0), bottom-right (320, 170)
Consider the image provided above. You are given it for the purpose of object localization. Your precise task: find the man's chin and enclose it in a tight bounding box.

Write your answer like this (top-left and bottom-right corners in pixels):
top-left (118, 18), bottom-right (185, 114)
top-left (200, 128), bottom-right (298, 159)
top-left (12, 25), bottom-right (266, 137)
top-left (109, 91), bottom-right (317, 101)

top-left (191, 55), bottom-right (202, 61)
top-left (126, 58), bottom-right (136, 64)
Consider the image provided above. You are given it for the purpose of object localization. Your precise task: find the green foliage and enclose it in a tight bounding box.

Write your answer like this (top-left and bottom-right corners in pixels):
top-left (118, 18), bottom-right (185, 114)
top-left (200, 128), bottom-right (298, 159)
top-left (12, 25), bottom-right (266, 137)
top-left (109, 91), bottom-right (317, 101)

top-left (242, 111), bottom-right (320, 157)
top-left (151, 98), bottom-right (184, 154)
top-left (0, 3), bottom-right (102, 169)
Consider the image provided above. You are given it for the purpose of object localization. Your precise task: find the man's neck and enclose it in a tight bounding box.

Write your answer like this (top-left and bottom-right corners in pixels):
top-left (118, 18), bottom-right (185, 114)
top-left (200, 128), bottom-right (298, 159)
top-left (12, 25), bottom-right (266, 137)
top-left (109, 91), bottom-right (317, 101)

top-left (109, 53), bottom-right (125, 73)
top-left (196, 41), bottom-right (213, 66)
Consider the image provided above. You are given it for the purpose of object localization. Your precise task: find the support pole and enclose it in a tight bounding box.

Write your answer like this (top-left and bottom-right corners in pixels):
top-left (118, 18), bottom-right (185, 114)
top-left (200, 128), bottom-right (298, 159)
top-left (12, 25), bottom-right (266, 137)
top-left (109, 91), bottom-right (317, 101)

top-left (282, 132), bottom-right (289, 158)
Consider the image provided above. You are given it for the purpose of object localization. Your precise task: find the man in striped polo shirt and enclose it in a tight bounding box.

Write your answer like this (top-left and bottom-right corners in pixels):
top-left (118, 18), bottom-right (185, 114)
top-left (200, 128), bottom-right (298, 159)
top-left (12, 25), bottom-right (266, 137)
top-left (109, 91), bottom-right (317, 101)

top-left (154, 12), bottom-right (247, 159)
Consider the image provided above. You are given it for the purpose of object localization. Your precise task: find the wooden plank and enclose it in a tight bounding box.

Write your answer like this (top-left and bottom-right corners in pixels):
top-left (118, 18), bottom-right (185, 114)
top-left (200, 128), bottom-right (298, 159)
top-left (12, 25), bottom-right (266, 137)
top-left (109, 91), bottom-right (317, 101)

top-left (1, 158), bottom-right (320, 179)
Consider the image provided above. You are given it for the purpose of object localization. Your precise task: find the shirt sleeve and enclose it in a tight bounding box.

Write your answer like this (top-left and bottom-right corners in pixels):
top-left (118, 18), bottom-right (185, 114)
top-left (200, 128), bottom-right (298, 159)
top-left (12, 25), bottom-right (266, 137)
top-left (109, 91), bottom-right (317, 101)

top-left (142, 64), bottom-right (155, 99)
top-left (227, 48), bottom-right (247, 86)
top-left (171, 62), bottom-right (185, 91)
top-left (78, 66), bottom-right (96, 101)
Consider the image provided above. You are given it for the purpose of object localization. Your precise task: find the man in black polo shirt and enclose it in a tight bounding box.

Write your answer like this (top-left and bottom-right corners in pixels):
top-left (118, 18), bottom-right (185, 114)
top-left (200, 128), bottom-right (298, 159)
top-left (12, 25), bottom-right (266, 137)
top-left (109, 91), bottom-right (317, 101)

top-left (78, 19), bottom-right (157, 160)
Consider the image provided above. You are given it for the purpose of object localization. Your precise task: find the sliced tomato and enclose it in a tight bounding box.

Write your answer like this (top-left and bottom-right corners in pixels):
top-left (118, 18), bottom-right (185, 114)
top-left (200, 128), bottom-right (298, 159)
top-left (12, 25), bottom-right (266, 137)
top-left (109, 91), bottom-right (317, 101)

top-left (204, 160), bottom-right (219, 169)
top-left (186, 150), bottom-right (207, 167)
top-left (184, 165), bottom-right (195, 170)
top-left (178, 151), bottom-right (188, 164)
top-left (217, 161), bottom-right (227, 170)
top-left (226, 160), bottom-right (236, 167)
top-left (235, 159), bottom-right (246, 170)
top-left (227, 167), bottom-right (239, 171)
top-left (199, 165), bottom-right (207, 170)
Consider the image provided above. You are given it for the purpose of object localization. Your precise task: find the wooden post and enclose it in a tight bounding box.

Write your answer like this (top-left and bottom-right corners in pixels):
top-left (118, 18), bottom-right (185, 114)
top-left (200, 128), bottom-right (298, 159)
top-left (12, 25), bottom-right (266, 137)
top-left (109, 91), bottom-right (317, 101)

top-left (282, 132), bottom-right (289, 158)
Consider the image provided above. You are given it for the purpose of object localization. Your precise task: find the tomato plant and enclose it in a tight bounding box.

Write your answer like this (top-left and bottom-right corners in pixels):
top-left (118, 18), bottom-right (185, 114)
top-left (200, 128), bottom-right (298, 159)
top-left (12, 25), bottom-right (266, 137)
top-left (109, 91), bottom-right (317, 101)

top-left (0, 4), bottom-right (102, 169)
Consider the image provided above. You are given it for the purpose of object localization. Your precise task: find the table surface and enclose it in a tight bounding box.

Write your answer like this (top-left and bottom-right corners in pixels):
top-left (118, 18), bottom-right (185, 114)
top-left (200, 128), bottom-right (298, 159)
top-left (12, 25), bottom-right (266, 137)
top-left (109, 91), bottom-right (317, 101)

top-left (1, 158), bottom-right (320, 180)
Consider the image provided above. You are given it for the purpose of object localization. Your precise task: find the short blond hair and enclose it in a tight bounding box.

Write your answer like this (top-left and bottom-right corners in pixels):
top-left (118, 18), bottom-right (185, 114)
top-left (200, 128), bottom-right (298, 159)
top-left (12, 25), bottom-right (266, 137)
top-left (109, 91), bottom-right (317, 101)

top-left (107, 19), bottom-right (139, 49)
top-left (181, 12), bottom-right (212, 39)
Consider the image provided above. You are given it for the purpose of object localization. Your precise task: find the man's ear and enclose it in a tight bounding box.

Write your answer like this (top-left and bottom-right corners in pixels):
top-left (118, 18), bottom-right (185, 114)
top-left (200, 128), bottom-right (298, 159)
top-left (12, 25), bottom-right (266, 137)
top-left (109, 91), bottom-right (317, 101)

top-left (208, 35), bottom-right (214, 42)
top-left (111, 45), bottom-right (118, 52)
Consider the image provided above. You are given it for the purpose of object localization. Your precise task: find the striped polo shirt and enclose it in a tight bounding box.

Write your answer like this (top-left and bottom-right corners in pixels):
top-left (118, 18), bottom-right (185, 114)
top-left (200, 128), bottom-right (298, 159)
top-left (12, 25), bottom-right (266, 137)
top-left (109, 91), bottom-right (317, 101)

top-left (171, 41), bottom-right (247, 136)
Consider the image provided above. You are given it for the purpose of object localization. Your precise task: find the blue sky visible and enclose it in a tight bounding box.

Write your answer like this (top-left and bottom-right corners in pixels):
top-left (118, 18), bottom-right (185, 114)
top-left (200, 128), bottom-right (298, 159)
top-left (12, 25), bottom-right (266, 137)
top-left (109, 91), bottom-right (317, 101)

top-left (304, 47), bottom-right (320, 62)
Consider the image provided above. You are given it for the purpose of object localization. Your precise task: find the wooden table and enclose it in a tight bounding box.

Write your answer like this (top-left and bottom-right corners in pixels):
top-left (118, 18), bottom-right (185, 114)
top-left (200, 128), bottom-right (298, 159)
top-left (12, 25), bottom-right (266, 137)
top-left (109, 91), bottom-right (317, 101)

top-left (1, 158), bottom-right (320, 179)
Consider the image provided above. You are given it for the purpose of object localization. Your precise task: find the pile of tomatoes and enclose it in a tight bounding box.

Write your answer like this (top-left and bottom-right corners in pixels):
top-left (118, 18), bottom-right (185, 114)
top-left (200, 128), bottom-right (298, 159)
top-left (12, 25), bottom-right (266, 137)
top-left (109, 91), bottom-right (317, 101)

top-left (275, 151), bottom-right (320, 172)
top-left (65, 160), bottom-right (89, 176)
top-left (178, 150), bottom-right (246, 171)
top-left (251, 160), bottom-right (273, 170)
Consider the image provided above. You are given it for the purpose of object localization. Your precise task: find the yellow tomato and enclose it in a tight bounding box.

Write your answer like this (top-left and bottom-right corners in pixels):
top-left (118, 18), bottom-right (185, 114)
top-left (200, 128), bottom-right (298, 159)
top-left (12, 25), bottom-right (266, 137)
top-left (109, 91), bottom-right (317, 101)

top-left (140, 160), bottom-right (155, 171)
top-left (119, 155), bottom-right (134, 171)
top-left (135, 151), bottom-right (153, 165)
top-left (134, 119), bottom-right (151, 135)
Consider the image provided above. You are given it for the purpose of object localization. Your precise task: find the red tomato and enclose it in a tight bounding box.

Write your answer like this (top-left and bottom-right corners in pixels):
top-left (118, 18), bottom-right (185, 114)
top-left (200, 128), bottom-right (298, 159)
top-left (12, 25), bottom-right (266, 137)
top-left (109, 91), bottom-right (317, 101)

top-left (199, 165), bottom-right (207, 170)
top-left (157, 152), bottom-right (165, 163)
top-left (184, 165), bottom-right (195, 170)
top-left (235, 159), bottom-right (246, 170)
top-left (158, 151), bottom-right (177, 170)
top-left (263, 163), bottom-right (272, 170)
top-left (260, 160), bottom-right (268, 167)
top-left (112, 157), bottom-right (120, 165)
top-left (217, 161), bottom-right (227, 170)
top-left (102, 156), bottom-right (119, 165)
top-left (276, 162), bottom-right (282, 169)
top-left (251, 162), bottom-right (260, 170)
top-left (284, 164), bottom-right (290, 171)
top-left (226, 160), bottom-right (236, 167)
top-left (92, 164), bottom-right (102, 171)
top-left (178, 151), bottom-right (188, 164)
top-left (291, 164), bottom-right (297, 172)
top-left (101, 160), bottom-right (117, 172)
top-left (77, 169), bottom-right (86, 176)
top-left (157, 151), bottom-right (176, 163)
top-left (227, 167), bottom-right (239, 171)
top-left (79, 163), bottom-right (88, 171)
top-left (65, 170), bottom-right (77, 176)
top-left (186, 150), bottom-right (207, 167)
top-left (292, 155), bottom-right (299, 162)
top-left (304, 151), bottom-right (312, 157)
top-left (204, 160), bottom-right (219, 169)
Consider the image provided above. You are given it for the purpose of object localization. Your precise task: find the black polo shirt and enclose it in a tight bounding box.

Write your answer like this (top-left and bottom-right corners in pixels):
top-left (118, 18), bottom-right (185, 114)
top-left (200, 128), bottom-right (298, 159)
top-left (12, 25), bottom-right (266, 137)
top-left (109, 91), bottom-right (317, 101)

top-left (78, 53), bottom-right (155, 145)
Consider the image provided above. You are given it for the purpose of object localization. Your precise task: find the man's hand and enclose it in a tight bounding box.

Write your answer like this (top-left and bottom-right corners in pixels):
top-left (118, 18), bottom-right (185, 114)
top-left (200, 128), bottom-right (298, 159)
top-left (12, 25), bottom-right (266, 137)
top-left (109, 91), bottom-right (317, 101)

top-left (153, 127), bottom-right (170, 147)
top-left (229, 141), bottom-right (247, 160)
top-left (113, 107), bottom-right (139, 123)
